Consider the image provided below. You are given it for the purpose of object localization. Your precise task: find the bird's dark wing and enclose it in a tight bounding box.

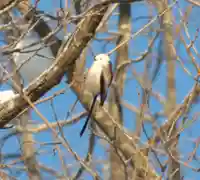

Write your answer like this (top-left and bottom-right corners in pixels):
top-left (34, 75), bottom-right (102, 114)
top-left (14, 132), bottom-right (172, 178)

top-left (99, 62), bottom-right (113, 106)
top-left (108, 61), bottom-right (113, 86)
top-left (100, 72), bottom-right (106, 106)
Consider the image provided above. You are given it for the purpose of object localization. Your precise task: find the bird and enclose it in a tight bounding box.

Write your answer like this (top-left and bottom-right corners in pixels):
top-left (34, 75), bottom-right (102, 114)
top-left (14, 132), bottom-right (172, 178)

top-left (79, 54), bottom-right (113, 137)
top-left (11, 15), bottom-right (66, 85)
top-left (0, 89), bottom-right (17, 127)
top-left (0, 15), bottom-right (67, 128)
top-left (0, 89), bottom-right (15, 104)
top-left (13, 31), bottom-right (55, 84)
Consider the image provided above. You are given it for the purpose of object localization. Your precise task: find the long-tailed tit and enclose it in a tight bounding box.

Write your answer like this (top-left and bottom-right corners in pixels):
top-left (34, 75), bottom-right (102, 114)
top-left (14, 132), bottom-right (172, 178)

top-left (11, 16), bottom-right (66, 84)
top-left (80, 54), bottom-right (113, 136)
top-left (13, 31), bottom-right (54, 83)
top-left (0, 90), bottom-right (17, 128)
top-left (0, 90), bottom-right (15, 103)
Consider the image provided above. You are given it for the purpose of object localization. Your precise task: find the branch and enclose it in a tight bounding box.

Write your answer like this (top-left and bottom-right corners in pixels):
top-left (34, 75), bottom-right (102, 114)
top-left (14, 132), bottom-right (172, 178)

top-left (0, 1), bottom-right (159, 179)
top-left (0, 3), bottom-right (108, 126)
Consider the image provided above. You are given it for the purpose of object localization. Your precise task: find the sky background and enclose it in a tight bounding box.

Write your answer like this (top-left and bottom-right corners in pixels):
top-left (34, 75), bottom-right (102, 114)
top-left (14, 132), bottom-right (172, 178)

top-left (0, 0), bottom-right (200, 179)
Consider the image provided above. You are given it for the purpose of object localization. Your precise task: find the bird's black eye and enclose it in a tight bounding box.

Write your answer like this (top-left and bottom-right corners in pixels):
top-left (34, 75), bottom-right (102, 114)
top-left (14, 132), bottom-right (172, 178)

top-left (94, 56), bottom-right (102, 61)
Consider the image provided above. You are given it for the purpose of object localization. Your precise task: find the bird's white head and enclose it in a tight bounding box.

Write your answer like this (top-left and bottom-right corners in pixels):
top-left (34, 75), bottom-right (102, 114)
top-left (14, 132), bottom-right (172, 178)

top-left (94, 54), bottom-right (110, 64)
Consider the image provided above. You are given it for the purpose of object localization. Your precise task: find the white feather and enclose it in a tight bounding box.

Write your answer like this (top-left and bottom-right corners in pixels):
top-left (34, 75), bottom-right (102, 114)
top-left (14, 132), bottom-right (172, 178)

top-left (85, 54), bottom-right (111, 95)
top-left (0, 90), bottom-right (15, 103)
top-left (0, 90), bottom-right (16, 110)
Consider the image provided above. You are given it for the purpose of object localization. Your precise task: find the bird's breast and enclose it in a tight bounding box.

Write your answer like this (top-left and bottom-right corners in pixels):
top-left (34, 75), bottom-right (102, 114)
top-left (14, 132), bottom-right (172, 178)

top-left (85, 71), bottom-right (101, 95)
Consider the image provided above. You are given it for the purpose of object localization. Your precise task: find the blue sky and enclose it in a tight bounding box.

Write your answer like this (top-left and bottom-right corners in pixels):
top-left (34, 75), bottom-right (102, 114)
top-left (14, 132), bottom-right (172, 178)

top-left (0, 0), bottom-right (200, 179)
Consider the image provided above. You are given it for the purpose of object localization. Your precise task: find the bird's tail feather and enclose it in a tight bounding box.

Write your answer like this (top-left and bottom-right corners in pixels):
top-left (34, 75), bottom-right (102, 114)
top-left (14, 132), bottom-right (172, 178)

top-left (80, 95), bottom-right (98, 137)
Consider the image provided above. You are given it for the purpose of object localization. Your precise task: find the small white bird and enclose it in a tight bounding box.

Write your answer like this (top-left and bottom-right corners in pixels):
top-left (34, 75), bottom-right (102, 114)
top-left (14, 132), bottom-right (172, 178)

top-left (0, 89), bottom-right (15, 103)
top-left (80, 54), bottom-right (113, 136)
top-left (11, 15), bottom-right (66, 84)
top-left (0, 90), bottom-right (17, 126)
top-left (0, 89), bottom-right (30, 127)
top-left (13, 31), bottom-right (54, 84)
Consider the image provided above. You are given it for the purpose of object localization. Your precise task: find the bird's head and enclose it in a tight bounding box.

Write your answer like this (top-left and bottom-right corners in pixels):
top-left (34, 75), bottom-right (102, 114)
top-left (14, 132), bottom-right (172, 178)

top-left (94, 54), bottom-right (110, 64)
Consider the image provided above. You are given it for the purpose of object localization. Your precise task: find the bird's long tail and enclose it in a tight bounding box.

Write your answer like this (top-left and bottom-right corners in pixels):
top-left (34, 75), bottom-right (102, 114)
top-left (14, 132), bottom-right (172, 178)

top-left (80, 95), bottom-right (98, 137)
